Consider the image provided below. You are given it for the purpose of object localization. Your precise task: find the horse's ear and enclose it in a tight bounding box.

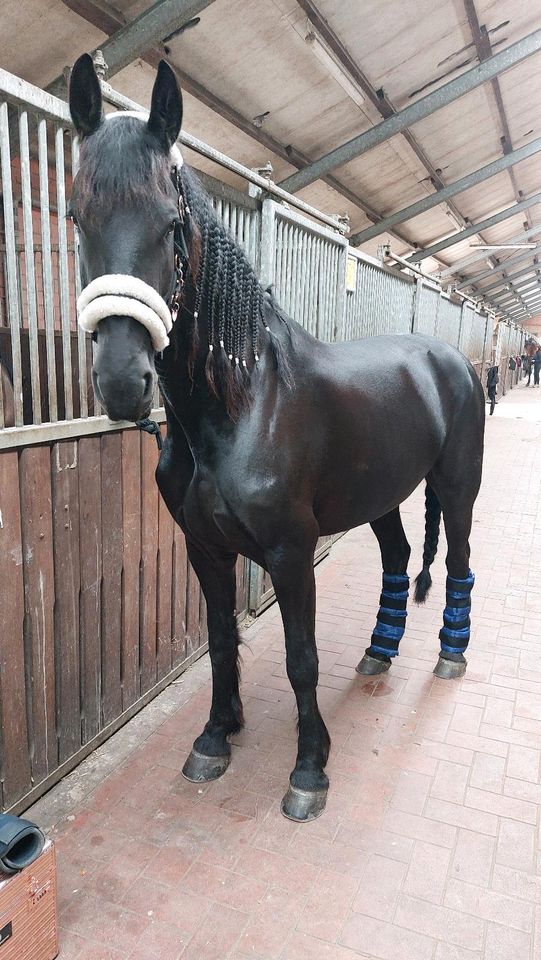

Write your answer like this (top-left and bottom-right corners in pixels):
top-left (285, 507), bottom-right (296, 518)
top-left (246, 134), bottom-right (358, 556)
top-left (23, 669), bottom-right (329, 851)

top-left (69, 53), bottom-right (103, 138)
top-left (147, 61), bottom-right (183, 152)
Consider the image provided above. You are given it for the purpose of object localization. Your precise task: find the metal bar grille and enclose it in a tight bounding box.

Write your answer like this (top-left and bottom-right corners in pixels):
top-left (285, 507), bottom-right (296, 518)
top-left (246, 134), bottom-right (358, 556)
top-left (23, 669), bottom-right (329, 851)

top-left (19, 108), bottom-right (42, 424)
top-left (38, 117), bottom-right (58, 423)
top-left (0, 102), bottom-right (24, 426)
top-left (55, 125), bottom-right (73, 420)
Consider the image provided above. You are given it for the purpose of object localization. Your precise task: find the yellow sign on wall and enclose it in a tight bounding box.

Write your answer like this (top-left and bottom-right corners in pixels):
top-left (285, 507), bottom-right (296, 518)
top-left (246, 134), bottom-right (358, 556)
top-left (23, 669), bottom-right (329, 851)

top-left (346, 255), bottom-right (357, 292)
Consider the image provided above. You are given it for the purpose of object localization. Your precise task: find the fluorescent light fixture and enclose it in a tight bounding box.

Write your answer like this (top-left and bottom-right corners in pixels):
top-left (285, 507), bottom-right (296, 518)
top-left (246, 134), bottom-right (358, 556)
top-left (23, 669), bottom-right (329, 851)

top-left (468, 243), bottom-right (537, 249)
top-left (305, 31), bottom-right (365, 108)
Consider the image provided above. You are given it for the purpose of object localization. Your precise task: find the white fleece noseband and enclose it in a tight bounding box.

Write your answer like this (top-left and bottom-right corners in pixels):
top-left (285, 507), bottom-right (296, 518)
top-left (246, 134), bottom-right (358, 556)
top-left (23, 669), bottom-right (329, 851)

top-left (76, 111), bottom-right (183, 352)
top-left (77, 274), bottom-right (173, 351)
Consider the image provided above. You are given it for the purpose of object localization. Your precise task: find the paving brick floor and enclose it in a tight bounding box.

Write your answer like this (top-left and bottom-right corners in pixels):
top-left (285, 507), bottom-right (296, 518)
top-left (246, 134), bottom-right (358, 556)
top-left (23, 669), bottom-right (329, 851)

top-left (30, 380), bottom-right (541, 959)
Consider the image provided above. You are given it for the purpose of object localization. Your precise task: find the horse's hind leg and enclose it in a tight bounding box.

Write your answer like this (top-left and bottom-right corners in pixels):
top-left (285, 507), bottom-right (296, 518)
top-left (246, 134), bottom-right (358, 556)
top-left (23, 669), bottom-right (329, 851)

top-left (181, 542), bottom-right (243, 783)
top-left (429, 473), bottom-right (478, 680)
top-left (265, 528), bottom-right (331, 823)
top-left (357, 508), bottom-right (411, 676)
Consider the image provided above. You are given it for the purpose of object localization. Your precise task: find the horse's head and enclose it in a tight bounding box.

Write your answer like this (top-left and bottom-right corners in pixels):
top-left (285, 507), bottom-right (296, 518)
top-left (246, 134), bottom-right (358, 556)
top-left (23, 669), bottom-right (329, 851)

top-left (69, 54), bottom-right (183, 421)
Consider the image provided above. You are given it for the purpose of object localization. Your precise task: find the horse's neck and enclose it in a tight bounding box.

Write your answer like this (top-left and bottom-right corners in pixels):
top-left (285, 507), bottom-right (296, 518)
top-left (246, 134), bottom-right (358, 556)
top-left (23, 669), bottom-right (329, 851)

top-left (159, 294), bottom-right (234, 444)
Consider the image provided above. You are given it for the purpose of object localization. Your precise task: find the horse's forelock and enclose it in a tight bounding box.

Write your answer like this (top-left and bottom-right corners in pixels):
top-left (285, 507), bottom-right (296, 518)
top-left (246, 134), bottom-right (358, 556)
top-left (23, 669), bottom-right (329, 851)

top-left (74, 117), bottom-right (174, 220)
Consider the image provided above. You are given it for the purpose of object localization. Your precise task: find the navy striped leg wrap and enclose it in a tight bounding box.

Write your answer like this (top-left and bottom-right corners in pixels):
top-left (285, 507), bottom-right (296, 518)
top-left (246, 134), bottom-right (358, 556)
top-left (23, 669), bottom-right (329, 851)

top-left (368, 573), bottom-right (409, 658)
top-left (439, 570), bottom-right (475, 655)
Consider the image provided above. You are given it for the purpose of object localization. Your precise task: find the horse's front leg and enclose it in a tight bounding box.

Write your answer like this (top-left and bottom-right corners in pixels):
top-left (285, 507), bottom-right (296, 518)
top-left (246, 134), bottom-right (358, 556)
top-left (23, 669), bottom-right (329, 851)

top-left (266, 540), bottom-right (331, 822)
top-left (182, 541), bottom-right (243, 783)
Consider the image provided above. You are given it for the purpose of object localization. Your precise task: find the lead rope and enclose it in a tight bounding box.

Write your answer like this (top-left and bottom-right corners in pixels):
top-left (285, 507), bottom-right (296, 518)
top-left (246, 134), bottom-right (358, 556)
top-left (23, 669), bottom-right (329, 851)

top-left (136, 417), bottom-right (163, 450)
top-left (137, 171), bottom-right (190, 452)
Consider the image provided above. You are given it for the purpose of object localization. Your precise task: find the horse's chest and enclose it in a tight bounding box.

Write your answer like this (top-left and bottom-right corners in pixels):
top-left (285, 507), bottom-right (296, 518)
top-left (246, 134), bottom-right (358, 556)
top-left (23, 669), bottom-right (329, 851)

top-left (182, 471), bottom-right (237, 545)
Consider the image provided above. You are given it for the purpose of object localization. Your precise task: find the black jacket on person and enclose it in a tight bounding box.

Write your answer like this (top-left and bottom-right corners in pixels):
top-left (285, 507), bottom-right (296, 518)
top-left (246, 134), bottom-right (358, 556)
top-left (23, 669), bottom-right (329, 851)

top-left (486, 366), bottom-right (499, 390)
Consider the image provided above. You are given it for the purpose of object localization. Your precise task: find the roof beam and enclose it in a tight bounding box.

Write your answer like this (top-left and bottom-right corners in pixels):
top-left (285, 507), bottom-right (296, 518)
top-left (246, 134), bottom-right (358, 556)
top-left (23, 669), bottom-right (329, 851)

top-left (438, 223), bottom-right (541, 278)
top-left (500, 276), bottom-right (540, 294)
top-left (478, 264), bottom-right (539, 295)
top-left (351, 137), bottom-right (541, 246)
top-left (488, 284), bottom-right (539, 311)
top-left (48, 0), bottom-right (217, 95)
top-left (455, 243), bottom-right (541, 289)
top-left (278, 29), bottom-right (541, 194)
top-left (407, 193), bottom-right (541, 263)
top-left (495, 277), bottom-right (541, 300)
top-left (55, 0), bottom-right (425, 253)
top-left (463, 0), bottom-right (534, 231)
top-left (494, 293), bottom-right (540, 314)
top-left (507, 299), bottom-right (541, 316)
top-left (510, 295), bottom-right (541, 307)
top-left (293, 0), bottom-right (479, 241)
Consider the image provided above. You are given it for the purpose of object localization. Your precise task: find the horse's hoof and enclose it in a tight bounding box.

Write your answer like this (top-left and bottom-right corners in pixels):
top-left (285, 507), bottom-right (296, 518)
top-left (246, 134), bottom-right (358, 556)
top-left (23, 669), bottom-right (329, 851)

top-left (356, 653), bottom-right (391, 676)
top-left (433, 655), bottom-right (467, 680)
top-left (280, 783), bottom-right (328, 822)
top-left (181, 749), bottom-right (230, 783)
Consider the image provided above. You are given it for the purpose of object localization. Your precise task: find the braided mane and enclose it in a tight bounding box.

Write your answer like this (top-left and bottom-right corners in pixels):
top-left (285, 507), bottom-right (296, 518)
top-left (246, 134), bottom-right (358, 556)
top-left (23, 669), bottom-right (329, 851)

top-left (180, 166), bottom-right (292, 420)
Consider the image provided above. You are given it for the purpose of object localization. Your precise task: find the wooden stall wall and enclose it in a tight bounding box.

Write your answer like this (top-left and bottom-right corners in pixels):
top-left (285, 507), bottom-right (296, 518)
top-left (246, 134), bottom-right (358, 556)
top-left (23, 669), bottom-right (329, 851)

top-left (0, 428), bottom-right (207, 812)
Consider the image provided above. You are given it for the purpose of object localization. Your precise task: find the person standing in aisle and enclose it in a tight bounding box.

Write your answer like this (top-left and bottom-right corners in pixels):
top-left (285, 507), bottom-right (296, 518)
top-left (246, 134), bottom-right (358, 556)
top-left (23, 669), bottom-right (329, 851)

top-left (534, 348), bottom-right (541, 387)
top-left (486, 364), bottom-right (499, 415)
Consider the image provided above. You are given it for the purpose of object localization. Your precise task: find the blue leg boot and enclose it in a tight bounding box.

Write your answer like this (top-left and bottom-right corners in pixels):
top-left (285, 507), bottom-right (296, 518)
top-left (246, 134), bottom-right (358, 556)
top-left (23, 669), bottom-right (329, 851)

top-left (434, 570), bottom-right (474, 679)
top-left (356, 573), bottom-right (409, 676)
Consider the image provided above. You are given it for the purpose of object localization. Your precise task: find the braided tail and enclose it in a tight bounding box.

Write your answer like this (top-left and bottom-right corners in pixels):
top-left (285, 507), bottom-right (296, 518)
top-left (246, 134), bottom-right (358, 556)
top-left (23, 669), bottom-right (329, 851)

top-left (414, 484), bottom-right (442, 604)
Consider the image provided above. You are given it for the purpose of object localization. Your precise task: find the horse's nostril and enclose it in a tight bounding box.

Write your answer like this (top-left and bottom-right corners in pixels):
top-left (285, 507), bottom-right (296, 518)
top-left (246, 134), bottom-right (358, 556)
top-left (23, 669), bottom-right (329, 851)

top-left (143, 372), bottom-right (153, 399)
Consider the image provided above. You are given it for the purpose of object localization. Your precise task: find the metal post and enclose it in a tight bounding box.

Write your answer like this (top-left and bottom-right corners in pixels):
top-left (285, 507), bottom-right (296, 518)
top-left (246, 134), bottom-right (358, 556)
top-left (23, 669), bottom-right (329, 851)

top-left (55, 125), bottom-right (74, 420)
top-left (334, 241), bottom-right (348, 342)
top-left (19, 107), bottom-right (42, 424)
top-left (37, 118), bottom-right (58, 422)
top-left (259, 198), bottom-right (276, 290)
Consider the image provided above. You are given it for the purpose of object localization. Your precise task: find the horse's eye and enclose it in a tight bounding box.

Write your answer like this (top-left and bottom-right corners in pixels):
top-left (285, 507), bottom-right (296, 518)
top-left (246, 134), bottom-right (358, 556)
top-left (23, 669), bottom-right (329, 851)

top-left (166, 220), bottom-right (178, 236)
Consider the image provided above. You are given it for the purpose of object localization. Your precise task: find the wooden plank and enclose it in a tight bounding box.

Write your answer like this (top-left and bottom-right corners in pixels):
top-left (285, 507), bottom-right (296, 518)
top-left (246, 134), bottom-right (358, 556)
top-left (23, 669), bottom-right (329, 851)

top-left (171, 523), bottom-right (188, 669)
top-left (78, 437), bottom-right (102, 742)
top-left (100, 432), bottom-right (123, 725)
top-left (19, 446), bottom-right (56, 784)
top-left (121, 430), bottom-right (141, 709)
top-left (0, 451), bottom-right (31, 807)
top-left (157, 428), bottom-right (175, 679)
top-left (51, 440), bottom-right (81, 764)
top-left (140, 435), bottom-right (159, 693)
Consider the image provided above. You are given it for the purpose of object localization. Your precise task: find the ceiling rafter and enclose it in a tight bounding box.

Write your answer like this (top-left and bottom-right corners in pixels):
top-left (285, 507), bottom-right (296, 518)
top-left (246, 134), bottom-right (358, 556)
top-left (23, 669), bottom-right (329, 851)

top-left (462, 0), bottom-right (533, 229)
top-left (407, 193), bottom-right (541, 263)
top-left (49, 0), bottom-right (217, 95)
top-left (351, 139), bottom-right (541, 246)
top-left (56, 0), bottom-right (432, 255)
top-left (293, 0), bottom-right (483, 242)
top-left (277, 29), bottom-right (541, 194)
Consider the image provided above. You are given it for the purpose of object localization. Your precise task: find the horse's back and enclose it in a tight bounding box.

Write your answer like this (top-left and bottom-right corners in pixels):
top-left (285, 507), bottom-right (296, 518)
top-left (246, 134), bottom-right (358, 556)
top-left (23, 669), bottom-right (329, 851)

top-left (294, 332), bottom-right (484, 532)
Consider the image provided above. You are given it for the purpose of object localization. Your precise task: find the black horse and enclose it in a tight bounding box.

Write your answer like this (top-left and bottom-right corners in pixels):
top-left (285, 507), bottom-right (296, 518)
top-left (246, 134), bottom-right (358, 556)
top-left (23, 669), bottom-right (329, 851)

top-left (69, 55), bottom-right (484, 822)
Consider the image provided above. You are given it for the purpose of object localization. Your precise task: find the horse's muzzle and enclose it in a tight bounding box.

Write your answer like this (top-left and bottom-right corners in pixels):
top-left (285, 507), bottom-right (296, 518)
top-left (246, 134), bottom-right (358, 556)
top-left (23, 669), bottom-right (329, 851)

top-left (91, 315), bottom-right (157, 422)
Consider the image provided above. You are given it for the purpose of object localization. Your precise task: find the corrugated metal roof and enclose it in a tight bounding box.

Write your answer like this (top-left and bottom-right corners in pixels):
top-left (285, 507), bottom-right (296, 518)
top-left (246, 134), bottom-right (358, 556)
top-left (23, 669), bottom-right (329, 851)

top-left (1, 0), bottom-right (540, 320)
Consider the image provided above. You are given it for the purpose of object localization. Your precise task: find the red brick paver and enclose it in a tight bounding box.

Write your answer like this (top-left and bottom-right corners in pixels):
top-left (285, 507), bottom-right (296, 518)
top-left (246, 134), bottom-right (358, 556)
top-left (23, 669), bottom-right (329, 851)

top-left (28, 383), bottom-right (541, 959)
